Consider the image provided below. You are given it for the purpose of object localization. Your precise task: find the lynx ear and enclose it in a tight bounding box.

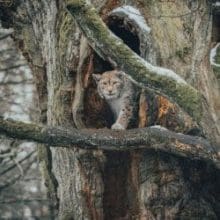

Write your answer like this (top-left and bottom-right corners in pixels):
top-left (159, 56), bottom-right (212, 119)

top-left (92, 74), bottom-right (101, 83)
top-left (116, 71), bottom-right (125, 79)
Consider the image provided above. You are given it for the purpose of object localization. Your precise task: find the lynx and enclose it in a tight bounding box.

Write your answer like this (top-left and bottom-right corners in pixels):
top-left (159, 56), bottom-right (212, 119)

top-left (92, 70), bottom-right (135, 130)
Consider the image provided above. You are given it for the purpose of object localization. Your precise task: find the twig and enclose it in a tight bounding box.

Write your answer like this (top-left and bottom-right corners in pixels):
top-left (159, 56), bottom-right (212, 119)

top-left (0, 150), bottom-right (36, 176)
top-left (0, 63), bottom-right (28, 72)
top-left (12, 158), bottom-right (24, 176)
top-left (0, 157), bottom-right (36, 190)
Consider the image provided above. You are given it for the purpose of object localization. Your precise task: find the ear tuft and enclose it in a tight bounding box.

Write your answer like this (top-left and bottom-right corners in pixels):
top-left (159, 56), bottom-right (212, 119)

top-left (92, 74), bottom-right (101, 83)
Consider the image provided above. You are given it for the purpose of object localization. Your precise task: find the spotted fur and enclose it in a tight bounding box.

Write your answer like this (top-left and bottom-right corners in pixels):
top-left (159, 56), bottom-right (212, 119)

top-left (92, 70), bottom-right (135, 130)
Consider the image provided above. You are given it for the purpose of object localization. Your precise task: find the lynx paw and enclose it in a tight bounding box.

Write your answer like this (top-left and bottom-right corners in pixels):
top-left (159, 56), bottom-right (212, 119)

top-left (111, 123), bottom-right (126, 130)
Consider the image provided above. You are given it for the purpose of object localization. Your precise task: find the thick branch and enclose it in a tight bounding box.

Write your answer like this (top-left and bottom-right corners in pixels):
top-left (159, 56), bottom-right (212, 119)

top-left (65, 0), bottom-right (202, 122)
top-left (0, 117), bottom-right (219, 169)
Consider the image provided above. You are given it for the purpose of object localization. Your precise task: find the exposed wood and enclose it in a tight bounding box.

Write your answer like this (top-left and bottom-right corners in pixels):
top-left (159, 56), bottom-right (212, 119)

top-left (0, 117), bottom-right (219, 169)
top-left (138, 90), bottom-right (200, 134)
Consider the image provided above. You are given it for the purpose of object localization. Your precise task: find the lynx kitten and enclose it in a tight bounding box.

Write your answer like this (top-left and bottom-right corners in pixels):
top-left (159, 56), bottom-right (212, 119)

top-left (92, 70), bottom-right (135, 130)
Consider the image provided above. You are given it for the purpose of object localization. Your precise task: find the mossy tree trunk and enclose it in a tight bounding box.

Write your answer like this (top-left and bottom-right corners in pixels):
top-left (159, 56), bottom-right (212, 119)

top-left (1, 0), bottom-right (220, 219)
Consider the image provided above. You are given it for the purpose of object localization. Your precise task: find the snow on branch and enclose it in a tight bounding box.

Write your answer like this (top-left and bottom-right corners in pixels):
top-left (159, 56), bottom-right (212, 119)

top-left (0, 117), bottom-right (220, 169)
top-left (65, 0), bottom-right (202, 122)
top-left (210, 43), bottom-right (220, 68)
top-left (111, 6), bottom-right (151, 33)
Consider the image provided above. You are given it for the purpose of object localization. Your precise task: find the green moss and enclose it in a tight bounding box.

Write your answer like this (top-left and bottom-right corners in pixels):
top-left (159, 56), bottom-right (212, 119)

top-left (175, 47), bottom-right (190, 60)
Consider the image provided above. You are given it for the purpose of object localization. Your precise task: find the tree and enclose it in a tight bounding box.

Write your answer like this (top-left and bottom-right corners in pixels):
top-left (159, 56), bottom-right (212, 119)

top-left (1, 0), bottom-right (220, 219)
top-left (0, 26), bottom-right (53, 218)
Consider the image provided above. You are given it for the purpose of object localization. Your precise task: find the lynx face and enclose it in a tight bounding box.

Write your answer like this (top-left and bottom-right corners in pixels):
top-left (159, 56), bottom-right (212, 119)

top-left (93, 70), bottom-right (135, 130)
top-left (92, 70), bottom-right (124, 100)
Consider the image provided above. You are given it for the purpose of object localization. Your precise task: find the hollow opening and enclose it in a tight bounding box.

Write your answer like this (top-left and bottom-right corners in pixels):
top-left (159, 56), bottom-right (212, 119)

top-left (103, 152), bottom-right (131, 220)
top-left (83, 15), bottom-right (141, 129)
top-left (83, 54), bottom-right (114, 129)
top-left (82, 14), bottom-right (142, 218)
top-left (108, 16), bottom-right (141, 55)
top-left (212, 12), bottom-right (220, 42)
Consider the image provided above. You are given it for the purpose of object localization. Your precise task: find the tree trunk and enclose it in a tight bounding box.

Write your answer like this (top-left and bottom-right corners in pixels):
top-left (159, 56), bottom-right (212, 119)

top-left (1, 0), bottom-right (220, 219)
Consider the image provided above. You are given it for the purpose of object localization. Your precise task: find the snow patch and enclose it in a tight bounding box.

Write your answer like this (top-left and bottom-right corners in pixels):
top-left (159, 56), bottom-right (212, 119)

top-left (150, 125), bottom-right (168, 131)
top-left (138, 55), bottom-right (187, 84)
top-left (150, 64), bottom-right (187, 84)
top-left (210, 43), bottom-right (220, 67)
top-left (30, 186), bottom-right (38, 193)
top-left (111, 5), bottom-right (151, 33)
top-left (119, 52), bottom-right (187, 85)
top-left (109, 6), bottom-right (186, 85)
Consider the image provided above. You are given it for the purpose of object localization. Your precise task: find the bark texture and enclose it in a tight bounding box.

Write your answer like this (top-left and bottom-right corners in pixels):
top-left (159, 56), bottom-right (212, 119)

top-left (1, 0), bottom-right (220, 219)
top-left (1, 117), bottom-right (219, 168)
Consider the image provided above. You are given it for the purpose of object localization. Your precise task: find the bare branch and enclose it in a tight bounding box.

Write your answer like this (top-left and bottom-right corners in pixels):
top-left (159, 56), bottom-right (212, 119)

top-left (0, 32), bottom-right (12, 40)
top-left (0, 198), bottom-right (49, 204)
top-left (0, 157), bottom-right (36, 191)
top-left (0, 117), bottom-right (219, 169)
top-left (0, 150), bottom-right (36, 176)
top-left (0, 79), bottom-right (33, 85)
top-left (0, 63), bottom-right (27, 72)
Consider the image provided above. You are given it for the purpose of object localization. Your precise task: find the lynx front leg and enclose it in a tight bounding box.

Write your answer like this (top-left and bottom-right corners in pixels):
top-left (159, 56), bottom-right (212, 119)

top-left (111, 105), bottom-right (133, 130)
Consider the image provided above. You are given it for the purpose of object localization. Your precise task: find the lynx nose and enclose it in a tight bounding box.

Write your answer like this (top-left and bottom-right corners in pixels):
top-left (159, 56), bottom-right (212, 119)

top-left (108, 87), bottom-right (113, 94)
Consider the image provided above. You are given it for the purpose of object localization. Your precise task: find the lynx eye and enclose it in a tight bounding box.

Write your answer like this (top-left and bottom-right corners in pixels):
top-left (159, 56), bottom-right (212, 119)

top-left (113, 81), bottom-right (119, 85)
top-left (102, 82), bottom-right (107, 85)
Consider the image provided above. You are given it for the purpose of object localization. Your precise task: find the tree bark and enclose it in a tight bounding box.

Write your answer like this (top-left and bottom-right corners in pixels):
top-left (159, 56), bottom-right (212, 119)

top-left (1, 0), bottom-right (220, 219)
top-left (1, 117), bottom-right (219, 168)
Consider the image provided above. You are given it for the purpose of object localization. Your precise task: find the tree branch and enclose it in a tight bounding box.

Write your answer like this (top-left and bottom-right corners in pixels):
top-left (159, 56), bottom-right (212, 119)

top-left (0, 63), bottom-right (27, 72)
top-left (0, 117), bottom-right (219, 169)
top-left (65, 0), bottom-right (202, 122)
